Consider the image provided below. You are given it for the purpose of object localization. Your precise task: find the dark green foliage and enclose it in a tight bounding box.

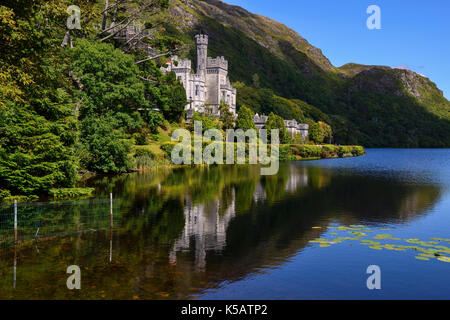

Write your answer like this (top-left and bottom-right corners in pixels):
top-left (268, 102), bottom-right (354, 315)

top-left (70, 40), bottom-right (148, 173)
top-left (134, 131), bottom-right (149, 146)
top-left (0, 107), bottom-right (78, 196)
top-left (144, 110), bottom-right (165, 133)
top-left (144, 69), bottom-right (187, 122)
top-left (160, 142), bottom-right (176, 158)
top-left (71, 39), bottom-right (147, 119)
top-left (79, 117), bottom-right (132, 174)
top-left (236, 106), bottom-right (256, 131)
top-left (0, 1), bottom-right (79, 198)
top-left (236, 85), bottom-right (311, 124)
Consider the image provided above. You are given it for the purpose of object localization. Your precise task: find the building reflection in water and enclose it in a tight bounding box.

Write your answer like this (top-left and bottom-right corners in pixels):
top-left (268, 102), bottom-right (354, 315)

top-left (284, 166), bottom-right (308, 193)
top-left (169, 189), bottom-right (236, 271)
top-left (169, 166), bottom-right (310, 271)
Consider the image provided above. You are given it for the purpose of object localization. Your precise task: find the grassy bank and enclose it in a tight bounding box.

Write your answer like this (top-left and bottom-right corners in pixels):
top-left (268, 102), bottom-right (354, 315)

top-left (131, 125), bottom-right (365, 169)
top-left (280, 144), bottom-right (365, 161)
top-left (158, 140), bottom-right (364, 163)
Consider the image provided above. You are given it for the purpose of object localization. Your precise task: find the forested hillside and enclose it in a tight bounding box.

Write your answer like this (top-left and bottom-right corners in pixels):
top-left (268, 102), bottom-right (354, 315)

top-left (0, 0), bottom-right (186, 200)
top-left (1, 0), bottom-right (449, 200)
top-left (160, 0), bottom-right (450, 147)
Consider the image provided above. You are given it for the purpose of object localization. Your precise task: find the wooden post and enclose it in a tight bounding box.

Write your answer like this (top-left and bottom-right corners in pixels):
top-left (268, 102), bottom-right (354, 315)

top-left (14, 200), bottom-right (17, 244)
top-left (13, 242), bottom-right (16, 289)
top-left (13, 199), bottom-right (18, 288)
top-left (110, 193), bottom-right (113, 229)
top-left (109, 228), bottom-right (113, 263)
top-left (109, 193), bottom-right (113, 262)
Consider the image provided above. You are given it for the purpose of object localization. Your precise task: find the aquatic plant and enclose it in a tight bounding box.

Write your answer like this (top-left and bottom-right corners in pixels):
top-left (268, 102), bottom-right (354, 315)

top-left (309, 225), bottom-right (450, 263)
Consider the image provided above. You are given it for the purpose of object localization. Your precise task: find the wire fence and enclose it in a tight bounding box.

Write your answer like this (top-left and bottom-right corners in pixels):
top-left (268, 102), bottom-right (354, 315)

top-left (0, 194), bottom-right (120, 248)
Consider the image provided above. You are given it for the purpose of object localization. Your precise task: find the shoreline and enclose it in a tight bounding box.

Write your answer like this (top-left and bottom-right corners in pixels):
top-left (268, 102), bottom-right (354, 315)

top-left (1, 144), bottom-right (365, 203)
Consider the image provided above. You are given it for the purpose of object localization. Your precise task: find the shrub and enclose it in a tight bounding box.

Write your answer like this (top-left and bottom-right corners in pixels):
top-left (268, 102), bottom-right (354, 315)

top-left (134, 131), bottom-right (149, 145)
top-left (144, 110), bottom-right (164, 133)
top-left (49, 188), bottom-right (95, 199)
top-left (160, 142), bottom-right (177, 158)
top-left (80, 118), bottom-right (132, 173)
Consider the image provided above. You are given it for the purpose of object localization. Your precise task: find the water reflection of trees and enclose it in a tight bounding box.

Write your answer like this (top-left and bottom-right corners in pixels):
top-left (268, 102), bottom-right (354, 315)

top-left (0, 164), bottom-right (442, 299)
top-left (100, 164), bottom-right (441, 295)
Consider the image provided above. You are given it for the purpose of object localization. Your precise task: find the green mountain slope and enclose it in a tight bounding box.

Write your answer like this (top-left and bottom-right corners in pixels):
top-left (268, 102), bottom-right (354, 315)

top-left (158, 0), bottom-right (450, 147)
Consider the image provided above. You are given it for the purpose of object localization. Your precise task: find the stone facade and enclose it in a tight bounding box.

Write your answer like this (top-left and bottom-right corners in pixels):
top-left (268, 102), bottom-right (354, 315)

top-left (284, 119), bottom-right (309, 141)
top-left (253, 114), bottom-right (309, 141)
top-left (161, 34), bottom-right (237, 117)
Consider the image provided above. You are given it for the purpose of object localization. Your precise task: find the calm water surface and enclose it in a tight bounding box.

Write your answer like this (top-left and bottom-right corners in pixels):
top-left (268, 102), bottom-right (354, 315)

top-left (0, 149), bottom-right (449, 299)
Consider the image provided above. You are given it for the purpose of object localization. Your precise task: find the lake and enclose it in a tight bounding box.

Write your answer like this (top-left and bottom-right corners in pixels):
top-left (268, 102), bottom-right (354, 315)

top-left (0, 149), bottom-right (449, 299)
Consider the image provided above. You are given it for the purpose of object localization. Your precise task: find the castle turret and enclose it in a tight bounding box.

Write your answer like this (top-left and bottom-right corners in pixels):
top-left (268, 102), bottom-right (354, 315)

top-left (195, 34), bottom-right (208, 77)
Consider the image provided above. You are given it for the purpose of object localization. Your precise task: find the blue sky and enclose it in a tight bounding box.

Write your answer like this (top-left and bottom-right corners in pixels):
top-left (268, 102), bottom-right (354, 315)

top-left (225, 0), bottom-right (450, 99)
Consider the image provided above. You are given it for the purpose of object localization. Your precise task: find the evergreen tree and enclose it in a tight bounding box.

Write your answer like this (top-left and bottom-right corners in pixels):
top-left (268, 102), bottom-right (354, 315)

top-left (0, 1), bottom-right (78, 198)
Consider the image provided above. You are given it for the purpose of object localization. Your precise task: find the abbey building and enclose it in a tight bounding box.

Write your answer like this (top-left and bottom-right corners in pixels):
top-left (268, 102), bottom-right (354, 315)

top-left (161, 34), bottom-right (237, 117)
top-left (161, 33), bottom-right (309, 140)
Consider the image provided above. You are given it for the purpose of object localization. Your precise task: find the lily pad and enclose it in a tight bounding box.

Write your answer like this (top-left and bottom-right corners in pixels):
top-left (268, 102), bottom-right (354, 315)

top-left (415, 256), bottom-right (430, 261)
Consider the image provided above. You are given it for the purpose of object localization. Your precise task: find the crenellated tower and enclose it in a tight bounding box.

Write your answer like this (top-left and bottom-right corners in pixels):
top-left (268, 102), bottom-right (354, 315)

top-left (195, 34), bottom-right (208, 77)
top-left (161, 33), bottom-right (237, 117)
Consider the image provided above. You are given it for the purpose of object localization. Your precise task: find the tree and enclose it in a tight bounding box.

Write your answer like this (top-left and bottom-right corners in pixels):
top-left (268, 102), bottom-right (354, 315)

top-left (265, 112), bottom-right (288, 143)
top-left (79, 117), bottom-right (132, 173)
top-left (159, 72), bottom-right (187, 121)
top-left (318, 121), bottom-right (333, 144)
top-left (71, 39), bottom-right (147, 119)
top-left (252, 73), bottom-right (260, 88)
top-left (308, 121), bottom-right (333, 144)
top-left (0, 1), bottom-right (79, 198)
top-left (143, 66), bottom-right (186, 122)
top-left (189, 112), bottom-right (220, 133)
top-left (144, 110), bottom-right (164, 133)
top-left (219, 100), bottom-right (235, 130)
top-left (70, 39), bottom-right (152, 173)
top-left (236, 105), bottom-right (256, 131)
top-left (309, 123), bottom-right (325, 144)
